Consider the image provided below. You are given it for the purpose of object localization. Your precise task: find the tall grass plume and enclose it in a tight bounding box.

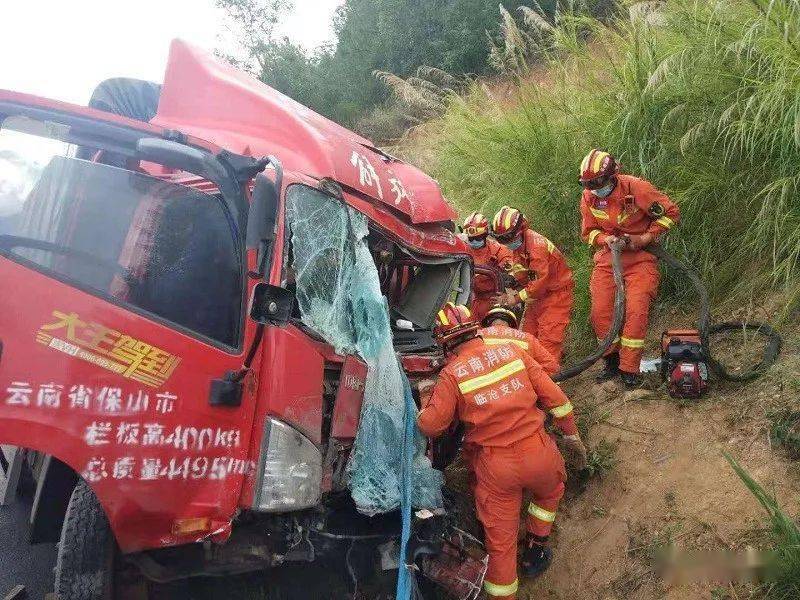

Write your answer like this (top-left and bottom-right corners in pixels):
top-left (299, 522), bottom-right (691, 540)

top-left (396, 0), bottom-right (800, 350)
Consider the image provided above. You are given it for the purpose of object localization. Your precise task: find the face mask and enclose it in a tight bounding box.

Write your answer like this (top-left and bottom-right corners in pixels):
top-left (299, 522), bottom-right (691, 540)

top-left (591, 181), bottom-right (615, 198)
top-left (468, 238), bottom-right (485, 249)
top-left (506, 236), bottom-right (523, 251)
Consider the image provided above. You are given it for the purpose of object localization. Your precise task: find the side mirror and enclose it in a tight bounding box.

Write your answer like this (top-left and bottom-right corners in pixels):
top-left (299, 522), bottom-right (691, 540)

top-left (246, 157), bottom-right (282, 276)
top-left (250, 282), bottom-right (293, 324)
top-left (211, 281), bottom-right (291, 408)
top-left (246, 173), bottom-right (279, 250)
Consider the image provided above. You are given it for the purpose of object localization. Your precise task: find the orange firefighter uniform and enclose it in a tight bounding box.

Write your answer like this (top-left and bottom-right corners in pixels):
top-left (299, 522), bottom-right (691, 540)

top-left (470, 238), bottom-right (513, 322)
top-left (580, 166), bottom-right (680, 374)
top-left (418, 336), bottom-right (577, 599)
top-left (479, 324), bottom-right (558, 376)
top-left (504, 227), bottom-right (574, 363)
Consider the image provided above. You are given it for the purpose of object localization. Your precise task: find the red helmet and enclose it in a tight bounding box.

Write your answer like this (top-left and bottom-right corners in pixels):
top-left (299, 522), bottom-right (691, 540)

top-left (434, 302), bottom-right (479, 347)
top-left (491, 206), bottom-right (526, 242)
top-left (481, 305), bottom-right (519, 328)
top-left (462, 211), bottom-right (489, 240)
top-left (579, 149), bottom-right (619, 190)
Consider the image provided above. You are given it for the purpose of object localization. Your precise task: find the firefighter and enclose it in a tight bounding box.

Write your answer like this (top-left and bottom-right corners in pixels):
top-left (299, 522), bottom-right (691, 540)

top-left (491, 206), bottom-right (574, 365)
top-left (461, 211), bottom-right (513, 323)
top-left (418, 303), bottom-right (587, 600)
top-left (480, 305), bottom-right (558, 376)
top-left (579, 149), bottom-right (680, 387)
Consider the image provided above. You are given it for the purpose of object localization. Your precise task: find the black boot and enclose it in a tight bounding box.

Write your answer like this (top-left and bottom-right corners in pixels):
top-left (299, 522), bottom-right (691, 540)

top-left (521, 543), bottom-right (552, 579)
top-left (620, 370), bottom-right (643, 389)
top-left (595, 352), bottom-right (620, 382)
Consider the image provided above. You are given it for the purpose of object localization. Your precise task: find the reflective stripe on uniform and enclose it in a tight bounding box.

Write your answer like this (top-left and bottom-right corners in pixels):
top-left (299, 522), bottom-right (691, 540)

top-left (589, 207), bottom-right (609, 220)
top-left (620, 337), bottom-right (645, 349)
top-left (484, 578), bottom-right (519, 597)
top-left (549, 401), bottom-right (573, 418)
top-left (587, 229), bottom-right (602, 245)
top-left (528, 503), bottom-right (556, 522)
top-left (507, 262), bottom-right (528, 276)
top-left (518, 289), bottom-right (529, 302)
top-left (656, 216), bottom-right (675, 229)
top-left (458, 359), bottom-right (526, 394)
top-left (437, 309), bottom-right (449, 326)
top-left (546, 239), bottom-right (555, 253)
top-left (485, 337), bottom-right (529, 350)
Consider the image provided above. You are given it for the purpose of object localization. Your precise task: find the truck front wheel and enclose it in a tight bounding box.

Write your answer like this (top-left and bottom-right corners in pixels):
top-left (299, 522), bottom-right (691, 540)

top-left (54, 480), bottom-right (114, 599)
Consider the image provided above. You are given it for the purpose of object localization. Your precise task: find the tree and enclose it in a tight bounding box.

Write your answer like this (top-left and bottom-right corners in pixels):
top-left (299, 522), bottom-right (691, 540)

top-left (216, 0), bottom-right (295, 74)
top-left (216, 0), bottom-right (561, 129)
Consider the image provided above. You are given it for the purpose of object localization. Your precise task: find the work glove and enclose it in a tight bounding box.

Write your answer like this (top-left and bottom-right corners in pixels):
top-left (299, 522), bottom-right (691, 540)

top-left (492, 289), bottom-right (520, 307)
top-left (416, 379), bottom-right (436, 406)
top-left (624, 232), bottom-right (654, 250)
top-left (562, 434), bottom-right (588, 471)
top-left (604, 235), bottom-right (620, 248)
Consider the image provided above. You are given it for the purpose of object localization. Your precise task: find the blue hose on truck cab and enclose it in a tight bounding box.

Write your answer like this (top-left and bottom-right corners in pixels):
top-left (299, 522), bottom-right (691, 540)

top-left (283, 190), bottom-right (442, 598)
top-left (396, 373), bottom-right (417, 600)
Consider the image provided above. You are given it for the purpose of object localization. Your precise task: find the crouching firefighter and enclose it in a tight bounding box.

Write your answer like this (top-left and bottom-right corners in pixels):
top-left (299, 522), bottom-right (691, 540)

top-left (578, 149), bottom-right (680, 387)
top-left (480, 305), bottom-right (559, 376)
top-left (418, 303), bottom-right (587, 599)
top-left (461, 211), bottom-right (513, 323)
top-left (491, 206), bottom-right (574, 367)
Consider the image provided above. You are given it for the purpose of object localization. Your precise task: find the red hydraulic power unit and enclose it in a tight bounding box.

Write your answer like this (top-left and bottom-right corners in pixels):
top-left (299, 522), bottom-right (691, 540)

top-left (661, 329), bottom-right (709, 399)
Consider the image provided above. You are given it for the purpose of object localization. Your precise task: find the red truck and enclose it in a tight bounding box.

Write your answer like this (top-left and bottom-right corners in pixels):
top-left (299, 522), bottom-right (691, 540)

top-left (0, 40), bottom-right (475, 597)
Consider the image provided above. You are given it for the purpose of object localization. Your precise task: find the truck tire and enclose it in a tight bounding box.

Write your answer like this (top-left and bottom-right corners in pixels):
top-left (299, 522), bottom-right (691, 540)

top-left (54, 480), bottom-right (114, 599)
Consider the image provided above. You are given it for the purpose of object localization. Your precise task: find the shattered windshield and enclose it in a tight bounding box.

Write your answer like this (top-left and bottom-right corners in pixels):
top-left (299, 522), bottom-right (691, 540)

top-left (285, 184), bottom-right (468, 347)
top-left (285, 184), bottom-right (443, 514)
top-left (285, 185), bottom-right (373, 356)
top-left (0, 116), bottom-right (242, 347)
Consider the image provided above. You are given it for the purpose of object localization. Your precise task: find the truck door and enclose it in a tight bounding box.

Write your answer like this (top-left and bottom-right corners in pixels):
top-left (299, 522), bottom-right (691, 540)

top-left (0, 110), bottom-right (258, 552)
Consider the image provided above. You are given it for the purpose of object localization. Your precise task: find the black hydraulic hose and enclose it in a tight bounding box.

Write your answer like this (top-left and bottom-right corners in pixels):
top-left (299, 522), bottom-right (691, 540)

top-left (550, 242), bottom-right (781, 383)
top-left (552, 241), bottom-right (627, 382)
top-left (646, 245), bottom-right (782, 382)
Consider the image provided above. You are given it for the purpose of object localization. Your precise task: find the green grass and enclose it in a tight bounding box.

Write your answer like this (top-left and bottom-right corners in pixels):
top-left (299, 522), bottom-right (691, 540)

top-left (585, 438), bottom-right (618, 478)
top-left (726, 453), bottom-right (800, 599)
top-left (768, 408), bottom-right (800, 459)
top-left (399, 0), bottom-right (800, 347)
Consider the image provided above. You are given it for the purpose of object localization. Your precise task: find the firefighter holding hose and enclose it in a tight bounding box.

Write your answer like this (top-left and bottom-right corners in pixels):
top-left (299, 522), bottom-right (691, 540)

top-left (490, 206), bottom-right (574, 367)
top-left (579, 149), bottom-right (680, 387)
top-left (418, 303), bottom-right (587, 599)
top-left (461, 211), bottom-right (514, 323)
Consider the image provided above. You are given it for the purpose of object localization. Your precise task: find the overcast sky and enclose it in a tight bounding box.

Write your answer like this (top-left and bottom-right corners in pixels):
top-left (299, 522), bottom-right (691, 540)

top-left (1, 0), bottom-right (342, 105)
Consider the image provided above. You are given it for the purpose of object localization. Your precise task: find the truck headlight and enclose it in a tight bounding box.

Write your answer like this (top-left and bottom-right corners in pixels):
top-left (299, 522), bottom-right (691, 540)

top-left (252, 418), bottom-right (322, 512)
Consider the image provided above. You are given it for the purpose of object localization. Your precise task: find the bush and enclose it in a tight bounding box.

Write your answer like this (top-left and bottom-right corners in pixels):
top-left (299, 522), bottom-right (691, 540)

top-left (400, 0), bottom-right (800, 347)
top-left (768, 408), bottom-right (800, 459)
top-left (585, 438), bottom-right (618, 478)
top-left (355, 104), bottom-right (416, 144)
top-left (726, 453), bottom-right (800, 599)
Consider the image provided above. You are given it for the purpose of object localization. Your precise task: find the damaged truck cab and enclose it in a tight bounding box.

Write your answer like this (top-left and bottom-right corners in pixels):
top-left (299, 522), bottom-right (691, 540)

top-left (0, 40), bottom-right (471, 592)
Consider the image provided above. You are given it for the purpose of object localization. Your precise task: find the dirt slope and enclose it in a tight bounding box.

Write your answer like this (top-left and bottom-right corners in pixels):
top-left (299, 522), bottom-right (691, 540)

top-left (518, 362), bottom-right (797, 599)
